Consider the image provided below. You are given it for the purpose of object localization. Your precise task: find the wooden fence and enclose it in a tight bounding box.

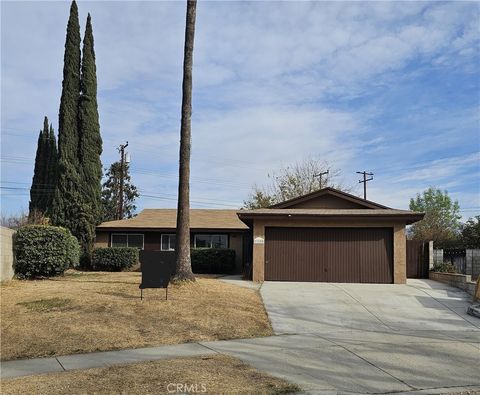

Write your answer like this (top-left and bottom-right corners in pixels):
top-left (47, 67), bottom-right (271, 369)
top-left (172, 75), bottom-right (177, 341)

top-left (406, 240), bottom-right (430, 279)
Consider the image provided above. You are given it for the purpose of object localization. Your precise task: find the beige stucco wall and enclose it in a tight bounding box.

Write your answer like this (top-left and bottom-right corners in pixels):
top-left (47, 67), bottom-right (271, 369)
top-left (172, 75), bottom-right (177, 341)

top-left (252, 218), bottom-right (407, 284)
top-left (94, 231), bottom-right (109, 248)
top-left (393, 224), bottom-right (406, 284)
top-left (1, 226), bottom-right (15, 281)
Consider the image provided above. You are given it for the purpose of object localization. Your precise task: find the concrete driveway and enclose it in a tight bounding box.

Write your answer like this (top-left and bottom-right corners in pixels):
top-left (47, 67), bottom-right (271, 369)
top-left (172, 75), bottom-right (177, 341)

top-left (206, 279), bottom-right (480, 394)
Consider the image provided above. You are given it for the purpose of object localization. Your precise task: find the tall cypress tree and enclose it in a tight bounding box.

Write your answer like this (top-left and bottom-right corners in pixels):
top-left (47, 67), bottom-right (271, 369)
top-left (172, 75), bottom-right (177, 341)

top-left (45, 124), bottom-right (58, 211)
top-left (78, 13), bottom-right (102, 259)
top-left (50, 0), bottom-right (83, 234)
top-left (29, 117), bottom-right (49, 216)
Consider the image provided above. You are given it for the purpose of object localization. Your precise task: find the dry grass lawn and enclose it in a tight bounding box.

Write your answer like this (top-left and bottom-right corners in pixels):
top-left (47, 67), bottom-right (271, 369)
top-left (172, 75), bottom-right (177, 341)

top-left (1, 271), bottom-right (272, 361)
top-left (1, 354), bottom-right (300, 395)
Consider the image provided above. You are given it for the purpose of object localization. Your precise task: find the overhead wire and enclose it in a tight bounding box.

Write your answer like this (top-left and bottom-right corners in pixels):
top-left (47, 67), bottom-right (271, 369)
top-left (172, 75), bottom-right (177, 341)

top-left (0, 186), bottom-right (243, 208)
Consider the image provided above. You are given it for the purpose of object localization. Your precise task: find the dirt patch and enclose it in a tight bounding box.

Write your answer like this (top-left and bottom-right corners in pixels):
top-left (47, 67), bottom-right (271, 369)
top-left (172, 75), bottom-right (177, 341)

top-left (1, 354), bottom-right (300, 395)
top-left (1, 271), bottom-right (272, 360)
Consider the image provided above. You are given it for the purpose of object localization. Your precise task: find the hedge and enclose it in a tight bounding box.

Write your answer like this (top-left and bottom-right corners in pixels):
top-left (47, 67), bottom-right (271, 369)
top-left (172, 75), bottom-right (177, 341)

top-left (91, 247), bottom-right (139, 271)
top-left (191, 248), bottom-right (235, 274)
top-left (14, 225), bottom-right (80, 279)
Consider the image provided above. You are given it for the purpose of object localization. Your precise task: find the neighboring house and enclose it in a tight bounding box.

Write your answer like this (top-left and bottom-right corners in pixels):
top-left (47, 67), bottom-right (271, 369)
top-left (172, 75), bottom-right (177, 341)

top-left (95, 209), bottom-right (250, 272)
top-left (95, 187), bottom-right (424, 284)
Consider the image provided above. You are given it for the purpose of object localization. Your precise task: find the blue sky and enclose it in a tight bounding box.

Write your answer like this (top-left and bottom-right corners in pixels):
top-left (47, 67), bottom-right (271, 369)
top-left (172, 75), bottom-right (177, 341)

top-left (1, 1), bottom-right (479, 219)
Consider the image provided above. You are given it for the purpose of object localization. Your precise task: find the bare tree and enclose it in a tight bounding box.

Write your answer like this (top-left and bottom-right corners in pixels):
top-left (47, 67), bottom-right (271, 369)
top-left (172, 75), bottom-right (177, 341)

top-left (173, 0), bottom-right (197, 281)
top-left (1, 209), bottom-right (49, 229)
top-left (244, 158), bottom-right (349, 209)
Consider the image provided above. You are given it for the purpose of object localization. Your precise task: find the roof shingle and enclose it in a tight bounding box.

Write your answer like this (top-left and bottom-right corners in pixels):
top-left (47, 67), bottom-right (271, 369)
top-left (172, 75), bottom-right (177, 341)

top-left (97, 209), bottom-right (249, 230)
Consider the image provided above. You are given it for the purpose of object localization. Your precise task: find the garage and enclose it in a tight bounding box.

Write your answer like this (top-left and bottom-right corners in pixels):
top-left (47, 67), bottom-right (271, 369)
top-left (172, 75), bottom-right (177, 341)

top-left (237, 187), bottom-right (424, 284)
top-left (264, 227), bottom-right (393, 283)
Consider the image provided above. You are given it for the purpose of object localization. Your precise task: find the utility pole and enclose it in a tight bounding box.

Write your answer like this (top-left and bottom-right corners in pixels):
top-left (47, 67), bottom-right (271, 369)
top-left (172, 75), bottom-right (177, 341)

top-left (117, 141), bottom-right (128, 220)
top-left (314, 170), bottom-right (329, 188)
top-left (356, 171), bottom-right (373, 200)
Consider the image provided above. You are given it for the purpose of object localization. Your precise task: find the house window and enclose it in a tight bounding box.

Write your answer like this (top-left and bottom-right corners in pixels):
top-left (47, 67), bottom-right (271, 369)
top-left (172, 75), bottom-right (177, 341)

top-left (161, 234), bottom-right (176, 251)
top-left (194, 234), bottom-right (228, 249)
top-left (111, 233), bottom-right (144, 249)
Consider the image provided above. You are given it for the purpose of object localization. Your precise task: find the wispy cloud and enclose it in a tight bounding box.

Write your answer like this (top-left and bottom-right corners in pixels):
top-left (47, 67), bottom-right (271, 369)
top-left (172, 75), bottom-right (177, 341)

top-left (394, 153), bottom-right (480, 183)
top-left (1, 1), bottom-right (479, 217)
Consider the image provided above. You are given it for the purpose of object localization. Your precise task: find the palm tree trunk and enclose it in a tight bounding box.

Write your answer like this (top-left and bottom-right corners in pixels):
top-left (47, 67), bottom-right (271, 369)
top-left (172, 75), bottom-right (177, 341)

top-left (174, 0), bottom-right (197, 281)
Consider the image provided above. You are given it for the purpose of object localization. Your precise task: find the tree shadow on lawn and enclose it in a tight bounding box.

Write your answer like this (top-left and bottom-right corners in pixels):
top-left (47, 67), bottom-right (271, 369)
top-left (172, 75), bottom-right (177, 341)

top-left (50, 278), bottom-right (140, 285)
top-left (96, 291), bottom-right (140, 299)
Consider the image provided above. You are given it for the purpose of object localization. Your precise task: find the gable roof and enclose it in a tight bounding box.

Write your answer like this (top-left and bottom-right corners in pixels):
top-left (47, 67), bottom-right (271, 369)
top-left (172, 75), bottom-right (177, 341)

top-left (97, 209), bottom-right (249, 231)
top-left (269, 187), bottom-right (390, 209)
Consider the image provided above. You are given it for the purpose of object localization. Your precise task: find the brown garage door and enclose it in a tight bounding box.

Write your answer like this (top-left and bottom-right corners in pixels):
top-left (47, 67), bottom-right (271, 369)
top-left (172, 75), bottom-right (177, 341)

top-left (265, 227), bottom-right (393, 283)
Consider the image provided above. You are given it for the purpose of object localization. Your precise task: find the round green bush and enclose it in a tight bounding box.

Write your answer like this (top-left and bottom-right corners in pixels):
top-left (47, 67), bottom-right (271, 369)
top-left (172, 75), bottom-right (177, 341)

top-left (14, 225), bottom-right (80, 279)
top-left (91, 247), bottom-right (139, 271)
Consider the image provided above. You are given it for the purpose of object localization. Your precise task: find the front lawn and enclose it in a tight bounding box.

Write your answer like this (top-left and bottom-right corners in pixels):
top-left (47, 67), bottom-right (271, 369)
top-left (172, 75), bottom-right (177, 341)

top-left (1, 271), bottom-right (272, 360)
top-left (1, 354), bottom-right (300, 395)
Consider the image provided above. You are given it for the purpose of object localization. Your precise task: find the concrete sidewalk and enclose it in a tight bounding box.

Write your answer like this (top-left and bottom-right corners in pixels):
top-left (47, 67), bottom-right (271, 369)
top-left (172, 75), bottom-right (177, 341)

top-left (218, 274), bottom-right (261, 290)
top-left (2, 331), bottom-right (480, 394)
top-left (1, 342), bottom-right (218, 379)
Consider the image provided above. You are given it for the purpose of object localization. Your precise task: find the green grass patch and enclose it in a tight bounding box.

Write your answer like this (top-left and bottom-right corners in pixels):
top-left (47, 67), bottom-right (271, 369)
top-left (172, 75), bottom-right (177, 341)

top-left (17, 298), bottom-right (72, 312)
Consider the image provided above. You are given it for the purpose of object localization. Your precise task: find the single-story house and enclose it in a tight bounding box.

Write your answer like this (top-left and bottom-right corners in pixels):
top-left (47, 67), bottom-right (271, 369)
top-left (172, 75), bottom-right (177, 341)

top-left (95, 209), bottom-right (250, 272)
top-left (95, 187), bottom-right (424, 284)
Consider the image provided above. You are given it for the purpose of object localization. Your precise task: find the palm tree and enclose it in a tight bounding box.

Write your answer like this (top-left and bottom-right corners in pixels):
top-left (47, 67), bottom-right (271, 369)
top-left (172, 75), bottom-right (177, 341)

top-left (174, 0), bottom-right (197, 281)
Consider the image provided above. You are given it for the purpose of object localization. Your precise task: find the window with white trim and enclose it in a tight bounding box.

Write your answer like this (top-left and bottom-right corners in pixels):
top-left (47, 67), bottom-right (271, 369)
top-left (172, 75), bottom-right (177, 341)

top-left (161, 234), bottom-right (176, 251)
top-left (111, 233), bottom-right (144, 249)
top-left (193, 234), bottom-right (228, 249)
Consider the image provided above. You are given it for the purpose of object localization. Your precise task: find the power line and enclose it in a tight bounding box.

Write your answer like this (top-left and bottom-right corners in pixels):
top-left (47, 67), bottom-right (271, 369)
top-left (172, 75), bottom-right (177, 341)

top-left (131, 167), bottom-right (253, 189)
top-left (5, 124), bottom-right (477, 174)
top-left (3, 149), bottom-right (478, 176)
top-left (117, 141), bottom-right (129, 220)
top-left (0, 186), bottom-right (243, 208)
top-left (356, 171), bottom-right (374, 200)
top-left (314, 170), bottom-right (329, 187)
top-left (1, 190), bottom-right (477, 213)
top-left (0, 182), bottom-right (243, 205)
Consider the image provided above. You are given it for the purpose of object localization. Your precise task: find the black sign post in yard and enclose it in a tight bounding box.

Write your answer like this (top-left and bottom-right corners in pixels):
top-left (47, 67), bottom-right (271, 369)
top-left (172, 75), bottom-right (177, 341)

top-left (139, 251), bottom-right (175, 300)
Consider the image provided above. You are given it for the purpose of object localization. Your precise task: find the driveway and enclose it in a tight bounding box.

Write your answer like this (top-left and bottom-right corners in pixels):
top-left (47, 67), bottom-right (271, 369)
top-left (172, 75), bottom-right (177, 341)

top-left (206, 279), bottom-right (480, 394)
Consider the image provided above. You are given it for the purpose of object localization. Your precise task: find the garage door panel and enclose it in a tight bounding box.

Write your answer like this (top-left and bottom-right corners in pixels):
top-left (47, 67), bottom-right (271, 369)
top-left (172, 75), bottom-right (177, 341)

top-left (265, 227), bottom-right (327, 281)
top-left (265, 227), bottom-right (393, 283)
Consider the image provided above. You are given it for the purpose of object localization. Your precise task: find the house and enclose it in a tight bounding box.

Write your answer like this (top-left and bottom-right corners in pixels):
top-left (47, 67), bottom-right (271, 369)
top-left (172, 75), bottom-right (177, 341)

top-left (95, 209), bottom-right (250, 272)
top-left (95, 187), bottom-right (424, 284)
top-left (238, 188), bottom-right (424, 284)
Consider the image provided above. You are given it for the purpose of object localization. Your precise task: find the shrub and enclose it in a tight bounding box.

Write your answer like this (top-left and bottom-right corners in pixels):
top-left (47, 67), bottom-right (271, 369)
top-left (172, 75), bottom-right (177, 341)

top-left (191, 248), bottom-right (236, 274)
top-left (433, 262), bottom-right (457, 273)
top-left (91, 247), bottom-right (139, 271)
top-left (14, 225), bottom-right (80, 279)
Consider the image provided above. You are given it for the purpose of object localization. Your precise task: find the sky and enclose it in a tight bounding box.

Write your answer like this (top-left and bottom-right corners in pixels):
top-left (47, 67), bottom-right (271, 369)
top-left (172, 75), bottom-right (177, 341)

top-left (1, 0), bottom-right (479, 220)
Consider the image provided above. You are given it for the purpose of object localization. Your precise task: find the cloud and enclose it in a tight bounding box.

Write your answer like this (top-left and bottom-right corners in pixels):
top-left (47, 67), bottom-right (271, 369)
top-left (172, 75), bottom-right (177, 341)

top-left (394, 153), bottom-right (480, 183)
top-left (1, 1), bottom-right (479, 216)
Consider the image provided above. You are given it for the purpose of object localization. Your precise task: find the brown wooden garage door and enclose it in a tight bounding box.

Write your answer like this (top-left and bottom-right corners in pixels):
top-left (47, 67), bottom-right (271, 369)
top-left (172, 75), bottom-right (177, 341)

top-left (265, 227), bottom-right (393, 283)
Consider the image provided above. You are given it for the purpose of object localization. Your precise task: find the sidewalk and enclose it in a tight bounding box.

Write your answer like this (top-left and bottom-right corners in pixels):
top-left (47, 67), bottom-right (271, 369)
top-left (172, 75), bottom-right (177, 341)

top-left (1, 342), bottom-right (219, 379)
top-left (218, 274), bottom-right (261, 290)
top-left (2, 331), bottom-right (480, 394)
